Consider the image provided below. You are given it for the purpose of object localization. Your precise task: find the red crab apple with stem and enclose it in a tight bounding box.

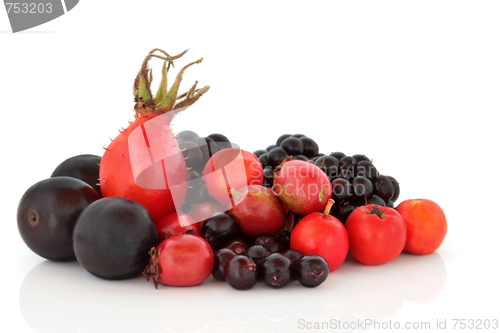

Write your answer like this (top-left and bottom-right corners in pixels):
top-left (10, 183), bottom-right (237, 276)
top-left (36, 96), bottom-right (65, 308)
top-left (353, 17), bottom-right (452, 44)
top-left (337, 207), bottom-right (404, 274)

top-left (290, 199), bottom-right (349, 272)
top-left (99, 49), bottom-right (210, 222)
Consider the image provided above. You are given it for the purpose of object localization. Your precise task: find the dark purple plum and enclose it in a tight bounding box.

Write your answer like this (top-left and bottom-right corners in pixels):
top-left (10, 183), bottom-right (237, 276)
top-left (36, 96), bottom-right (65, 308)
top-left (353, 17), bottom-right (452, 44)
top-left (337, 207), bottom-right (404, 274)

top-left (266, 144), bottom-right (277, 152)
top-left (259, 153), bottom-right (270, 168)
top-left (355, 160), bottom-right (378, 181)
top-left (352, 176), bottom-right (374, 202)
top-left (18, 177), bottom-right (100, 261)
top-left (282, 249), bottom-right (304, 264)
top-left (331, 178), bottom-right (353, 205)
top-left (73, 197), bottom-right (158, 279)
top-left (367, 194), bottom-right (386, 206)
top-left (51, 154), bottom-right (102, 196)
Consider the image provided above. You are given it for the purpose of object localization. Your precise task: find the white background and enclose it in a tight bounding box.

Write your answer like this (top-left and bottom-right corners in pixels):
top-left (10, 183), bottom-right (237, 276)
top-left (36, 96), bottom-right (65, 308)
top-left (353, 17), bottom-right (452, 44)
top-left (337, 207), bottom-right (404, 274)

top-left (1, 1), bottom-right (499, 332)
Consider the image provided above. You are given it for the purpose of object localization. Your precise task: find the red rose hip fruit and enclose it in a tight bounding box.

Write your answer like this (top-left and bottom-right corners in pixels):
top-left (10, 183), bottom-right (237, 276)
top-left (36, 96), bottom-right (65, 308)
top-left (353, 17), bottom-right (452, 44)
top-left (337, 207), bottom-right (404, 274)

top-left (229, 185), bottom-right (286, 237)
top-left (345, 204), bottom-right (406, 265)
top-left (396, 199), bottom-right (447, 255)
top-left (143, 234), bottom-right (214, 288)
top-left (274, 160), bottom-right (332, 215)
top-left (290, 199), bottom-right (348, 272)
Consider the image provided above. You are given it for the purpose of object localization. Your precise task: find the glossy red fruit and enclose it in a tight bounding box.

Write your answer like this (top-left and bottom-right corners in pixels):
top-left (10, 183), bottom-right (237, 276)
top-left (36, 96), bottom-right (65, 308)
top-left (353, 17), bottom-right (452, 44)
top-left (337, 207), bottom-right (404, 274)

top-left (229, 185), bottom-right (286, 237)
top-left (143, 234), bottom-right (214, 288)
top-left (274, 159), bottom-right (332, 215)
top-left (345, 204), bottom-right (406, 265)
top-left (203, 148), bottom-right (263, 208)
top-left (187, 201), bottom-right (225, 226)
top-left (155, 212), bottom-right (200, 243)
top-left (290, 199), bottom-right (348, 272)
top-left (396, 199), bottom-right (447, 255)
top-left (100, 50), bottom-right (209, 222)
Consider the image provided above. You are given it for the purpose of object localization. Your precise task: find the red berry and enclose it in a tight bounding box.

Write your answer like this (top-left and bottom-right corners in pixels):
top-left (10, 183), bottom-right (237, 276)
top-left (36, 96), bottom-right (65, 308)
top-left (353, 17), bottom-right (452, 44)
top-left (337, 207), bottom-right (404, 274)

top-left (290, 199), bottom-right (348, 272)
top-left (274, 160), bottom-right (332, 215)
top-left (143, 234), bottom-right (214, 288)
top-left (155, 212), bottom-right (200, 243)
top-left (203, 148), bottom-right (263, 208)
top-left (229, 185), bottom-right (286, 237)
top-left (345, 204), bottom-right (406, 265)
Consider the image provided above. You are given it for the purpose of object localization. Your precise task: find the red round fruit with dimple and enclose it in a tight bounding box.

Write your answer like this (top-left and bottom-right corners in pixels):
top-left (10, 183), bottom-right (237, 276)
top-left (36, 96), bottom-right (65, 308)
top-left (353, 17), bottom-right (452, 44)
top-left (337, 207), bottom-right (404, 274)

top-left (155, 212), bottom-right (200, 243)
top-left (345, 204), bottom-right (406, 265)
top-left (229, 185), bottom-right (286, 237)
top-left (290, 200), bottom-right (348, 272)
top-left (187, 202), bottom-right (225, 227)
top-left (274, 160), bottom-right (332, 215)
top-left (100, 113), bottom-right (188, 222)
top-left (203, 149), bottom-right (263, 208)
top-left (155, 234), bottom-right (214, 287)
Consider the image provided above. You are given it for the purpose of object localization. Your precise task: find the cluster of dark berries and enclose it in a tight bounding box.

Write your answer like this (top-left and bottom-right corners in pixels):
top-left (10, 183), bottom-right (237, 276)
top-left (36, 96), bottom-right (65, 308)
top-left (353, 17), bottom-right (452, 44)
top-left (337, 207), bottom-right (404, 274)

top-left (253, 134), bottom-right (320, 188)
top-left (201, 212), bottom-right (329, 290)
top-left (254, 134), bottom-right (400, 223)
top-left (176, 131), bottom-right (236, 211)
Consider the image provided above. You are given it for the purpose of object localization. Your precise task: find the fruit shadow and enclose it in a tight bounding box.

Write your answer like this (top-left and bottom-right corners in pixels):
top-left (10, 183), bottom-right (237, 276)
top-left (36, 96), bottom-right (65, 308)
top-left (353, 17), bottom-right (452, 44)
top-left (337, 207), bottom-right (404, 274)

top-left (18, 252), bottom-right (446, 333)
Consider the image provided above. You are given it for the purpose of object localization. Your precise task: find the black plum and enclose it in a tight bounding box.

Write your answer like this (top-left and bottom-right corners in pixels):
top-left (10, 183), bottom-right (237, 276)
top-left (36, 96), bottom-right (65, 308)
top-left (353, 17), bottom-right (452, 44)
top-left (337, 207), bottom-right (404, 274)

top-left (18, 177), bottom-right (100, 261)
top-left (51, 154), bottom-right (102, 196)
top-left (73, 197), bottom-right (158, 279)
top-left (225, 239), bottom-right (248, 255)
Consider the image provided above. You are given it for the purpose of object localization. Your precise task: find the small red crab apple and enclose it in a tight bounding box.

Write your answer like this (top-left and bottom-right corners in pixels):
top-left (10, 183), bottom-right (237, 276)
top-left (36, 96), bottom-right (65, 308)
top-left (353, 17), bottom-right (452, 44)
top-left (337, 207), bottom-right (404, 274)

top-left (290, 199), bottom-right (348, 272)
top-left (143, 234), bottom-right (214, 288)
top-left (273, 159), bottom-right (332, 215)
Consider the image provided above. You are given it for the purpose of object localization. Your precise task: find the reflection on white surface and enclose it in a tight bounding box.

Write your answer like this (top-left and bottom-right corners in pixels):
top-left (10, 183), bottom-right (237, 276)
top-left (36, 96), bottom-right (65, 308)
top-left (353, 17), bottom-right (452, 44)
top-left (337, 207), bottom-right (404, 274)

top-left (19, 252), bottom-right (446, 333)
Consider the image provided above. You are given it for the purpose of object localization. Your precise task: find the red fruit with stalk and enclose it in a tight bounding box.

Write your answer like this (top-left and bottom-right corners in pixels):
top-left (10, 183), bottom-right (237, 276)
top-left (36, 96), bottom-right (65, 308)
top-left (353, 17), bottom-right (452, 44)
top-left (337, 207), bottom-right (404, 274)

top-left (99, 49), bottom-right (210, 222)
top-left (290, 199), bottom-right (349, 272)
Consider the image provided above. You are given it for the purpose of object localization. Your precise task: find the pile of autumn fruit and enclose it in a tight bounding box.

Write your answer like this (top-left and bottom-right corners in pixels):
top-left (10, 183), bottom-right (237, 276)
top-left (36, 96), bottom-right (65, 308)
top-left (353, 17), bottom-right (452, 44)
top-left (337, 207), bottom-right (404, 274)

top-left (17, 49), bottom-right (448, 290)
